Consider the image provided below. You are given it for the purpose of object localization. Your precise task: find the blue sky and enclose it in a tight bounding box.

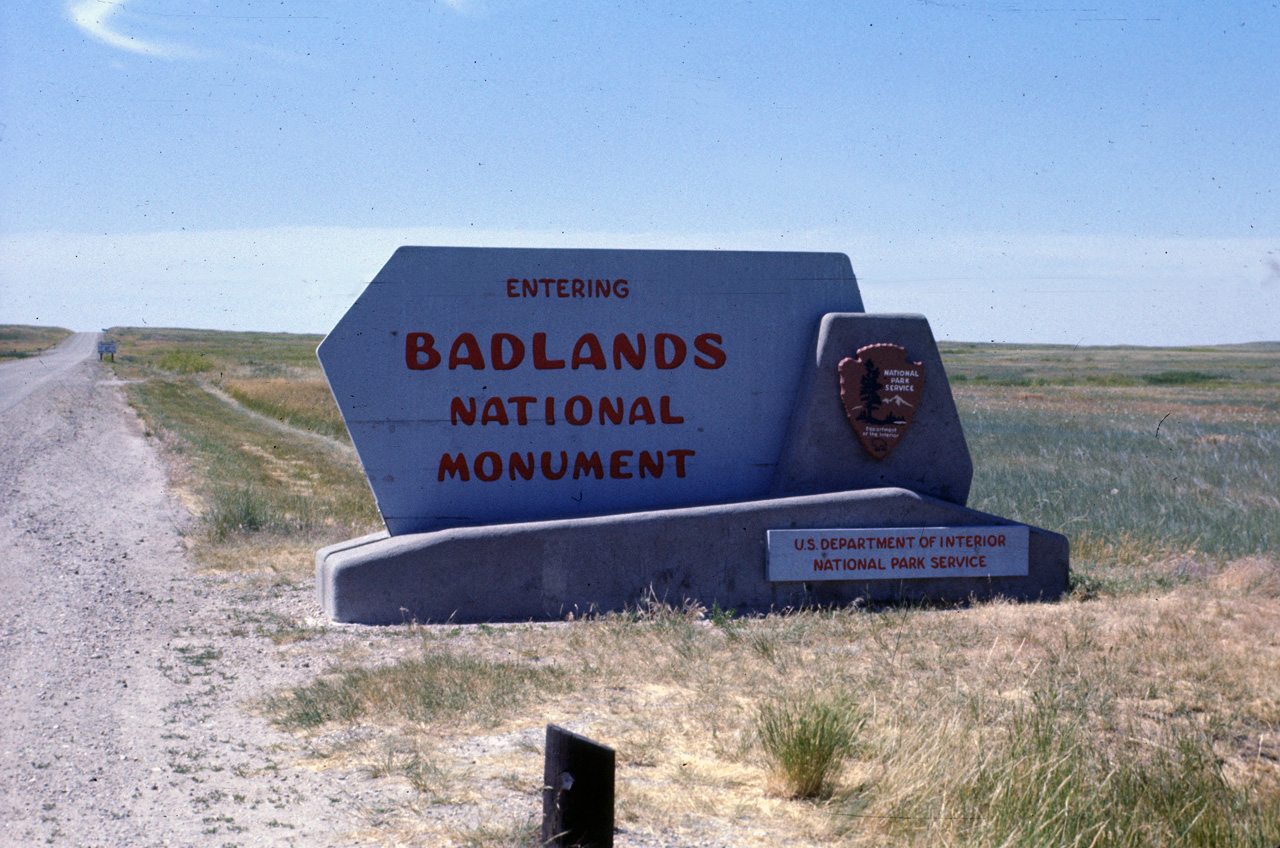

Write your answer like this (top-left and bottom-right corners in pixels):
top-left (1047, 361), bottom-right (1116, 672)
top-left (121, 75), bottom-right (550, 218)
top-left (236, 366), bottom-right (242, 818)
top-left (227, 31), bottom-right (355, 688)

top-left (1, 1), bottom-right (1277, 344)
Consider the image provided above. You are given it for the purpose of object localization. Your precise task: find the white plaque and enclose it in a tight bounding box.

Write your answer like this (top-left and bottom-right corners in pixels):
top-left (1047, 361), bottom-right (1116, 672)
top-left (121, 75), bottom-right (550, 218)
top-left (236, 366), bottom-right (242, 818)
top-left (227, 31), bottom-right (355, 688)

top-left (766, 526), bottom-right (1030, 581)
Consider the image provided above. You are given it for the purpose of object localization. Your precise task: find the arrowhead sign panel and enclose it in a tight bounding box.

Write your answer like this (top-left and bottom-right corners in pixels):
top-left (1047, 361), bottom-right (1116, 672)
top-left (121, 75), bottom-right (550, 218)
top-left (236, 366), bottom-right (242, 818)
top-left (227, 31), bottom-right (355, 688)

top-left (838, 343), bottom-right (924, 460)
top-left (318, 247), bottom-right (863, 535)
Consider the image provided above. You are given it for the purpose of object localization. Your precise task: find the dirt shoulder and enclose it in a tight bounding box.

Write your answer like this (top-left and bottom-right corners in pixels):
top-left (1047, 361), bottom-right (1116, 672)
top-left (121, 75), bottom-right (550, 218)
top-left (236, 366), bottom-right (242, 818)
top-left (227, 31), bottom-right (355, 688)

top-left (0, 355), bottom-right (405, 847)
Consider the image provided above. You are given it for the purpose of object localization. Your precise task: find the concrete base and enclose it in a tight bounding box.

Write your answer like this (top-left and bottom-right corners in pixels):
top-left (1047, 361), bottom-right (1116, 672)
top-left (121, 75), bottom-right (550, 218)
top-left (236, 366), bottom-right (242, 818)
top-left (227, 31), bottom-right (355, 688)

top-left (317, 487), bottom-right (1069, 624)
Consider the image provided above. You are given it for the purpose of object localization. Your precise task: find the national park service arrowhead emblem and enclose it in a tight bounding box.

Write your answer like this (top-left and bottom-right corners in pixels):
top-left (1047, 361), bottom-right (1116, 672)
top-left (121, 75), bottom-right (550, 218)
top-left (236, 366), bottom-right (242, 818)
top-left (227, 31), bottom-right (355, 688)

top-left (838, 343), bottom-right (924, 460)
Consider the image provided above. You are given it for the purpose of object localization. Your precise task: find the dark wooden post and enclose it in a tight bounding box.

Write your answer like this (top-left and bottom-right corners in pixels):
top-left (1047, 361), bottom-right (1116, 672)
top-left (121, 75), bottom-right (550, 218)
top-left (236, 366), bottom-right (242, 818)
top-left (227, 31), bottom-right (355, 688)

top-left (542, 725), bottom-right (614, 848)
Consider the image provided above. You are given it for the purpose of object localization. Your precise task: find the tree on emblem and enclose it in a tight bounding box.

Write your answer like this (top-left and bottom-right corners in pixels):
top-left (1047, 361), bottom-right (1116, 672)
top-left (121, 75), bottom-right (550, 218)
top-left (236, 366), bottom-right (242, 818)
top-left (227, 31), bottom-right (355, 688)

top-left (839, 343), bottom-right (924, 461)
top-left (858, 358), bottom-right (883, 422)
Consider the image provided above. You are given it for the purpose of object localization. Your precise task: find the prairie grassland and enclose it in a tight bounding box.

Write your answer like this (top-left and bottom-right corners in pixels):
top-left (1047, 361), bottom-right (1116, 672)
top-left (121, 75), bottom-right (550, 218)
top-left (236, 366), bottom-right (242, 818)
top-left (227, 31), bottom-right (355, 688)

top-left (117, 331), bottom-right (1280, 846)
top-left (109, 327), bottom-right (377, 570)
top-left (273, 583), bottom-right (1279, 847)
top-left (109, 326), bottom-right (328, 373)
top-left (942, 343), bottom-right (1280, 596)
top-left (0, 324), bottom-right (73, 359)
top-left (221, 376), bottom-right (349, 439)
top-left (940, 340), bottom-right (1280, 388)
top-left (108, 325), bottom-right (347, 437)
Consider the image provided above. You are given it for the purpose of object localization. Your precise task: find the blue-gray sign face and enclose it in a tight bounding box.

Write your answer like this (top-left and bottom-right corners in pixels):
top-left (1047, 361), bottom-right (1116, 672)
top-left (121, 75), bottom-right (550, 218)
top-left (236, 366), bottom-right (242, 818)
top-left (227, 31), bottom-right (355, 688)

top-left (318, 246), bottom-right (862, 535)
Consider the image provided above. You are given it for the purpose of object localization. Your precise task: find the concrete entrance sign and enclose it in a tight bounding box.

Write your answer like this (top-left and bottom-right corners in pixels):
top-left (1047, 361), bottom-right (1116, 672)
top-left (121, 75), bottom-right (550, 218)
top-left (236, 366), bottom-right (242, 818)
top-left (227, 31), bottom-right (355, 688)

top-left (316, 247), bottom-right (1069, 623)
top-left (317, 247), bottom-right (863, 535)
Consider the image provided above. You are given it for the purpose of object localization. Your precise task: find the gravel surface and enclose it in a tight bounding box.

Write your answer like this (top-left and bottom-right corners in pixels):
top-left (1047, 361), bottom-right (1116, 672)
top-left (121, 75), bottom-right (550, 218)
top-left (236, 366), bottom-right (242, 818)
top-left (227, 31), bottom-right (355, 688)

top-left (0, 337), bottom-right (394, 847)
top-left (0, 338), bottom-right (743, 848)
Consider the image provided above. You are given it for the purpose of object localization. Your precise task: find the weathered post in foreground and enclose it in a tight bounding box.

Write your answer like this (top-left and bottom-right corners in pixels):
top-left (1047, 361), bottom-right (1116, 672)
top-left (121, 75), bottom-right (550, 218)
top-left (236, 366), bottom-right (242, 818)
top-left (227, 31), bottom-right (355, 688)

top-left (543, 725), bottom-right (614, 848)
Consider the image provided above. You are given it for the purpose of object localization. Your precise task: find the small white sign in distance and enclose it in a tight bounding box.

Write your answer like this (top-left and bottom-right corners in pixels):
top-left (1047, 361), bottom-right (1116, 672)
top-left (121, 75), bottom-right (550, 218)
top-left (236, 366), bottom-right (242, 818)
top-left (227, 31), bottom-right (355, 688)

top-left (766, 525), bottom-right (1030, 581)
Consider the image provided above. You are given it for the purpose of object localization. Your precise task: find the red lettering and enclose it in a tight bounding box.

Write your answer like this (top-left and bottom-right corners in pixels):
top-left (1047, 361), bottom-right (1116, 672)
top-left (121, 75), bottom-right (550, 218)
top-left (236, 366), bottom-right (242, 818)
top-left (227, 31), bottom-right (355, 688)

top-left (573, 451), bottom-right (604, 479)
top-left (522, 279), bottom-right (537, 297)
top-left (655, 333), bottom-right (687, 369)
top-left (571, 333), bottom-right (607, 370)
top-left (448, 333), bottom-right (485, 370)
top-left (612, 334), bottom-right (645, 369)
top-left (405, 333), bottom-right (441, 370)
top-left (565, 396), bottom-right (591, 425)
top-left (693, 333), bottom-right (726, 369)
top-left (628, 397), bottom-right (656, 425)
top-left (667, 448), bottom-right (694, 477)
top-left (506, 278), bottom-right (519, 297)
top-left (412, 330), bottom-right (718, 371)
top-left (541, 451), bottom-right (568, 479)
top-left (659, 396), bottom-right (683, 424)
top-left (475, 452), bottom-right (502, 482)
top-left (599, 397), bottom-right (624, 425)
top-left (545, 396), bottom-right (556, 425)
top-left (509, 451), bottom-right (535, 480)
top-left (614, 279), bottom-right (629, 298)
top-left (438, 453), bottom-right (469, 481)
top-left (491, 333), bottom-right (525, 370)
top-left (639, 450), bottom-right (663, 478)
top-left (509, 396), bottom-right (535, 425)
top-left (480, 397), bottom-right (509, 425)
top-left (609, 450), bottom-right (633, 479)
top-left (572, 278), bottom-right (585, 297)
top-left (450, 397), bottom-right (476, 425)
top-left (557, 278), bottom-right (569, 297)
top-left (533, 333), bottom-right (565, 369)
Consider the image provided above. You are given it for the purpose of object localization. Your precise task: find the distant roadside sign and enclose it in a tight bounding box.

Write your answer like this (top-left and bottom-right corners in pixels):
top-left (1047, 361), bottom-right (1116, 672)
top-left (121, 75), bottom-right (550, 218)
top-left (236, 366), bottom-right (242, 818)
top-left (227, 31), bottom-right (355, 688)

top-left (97, 341), bottom-right (116, 360)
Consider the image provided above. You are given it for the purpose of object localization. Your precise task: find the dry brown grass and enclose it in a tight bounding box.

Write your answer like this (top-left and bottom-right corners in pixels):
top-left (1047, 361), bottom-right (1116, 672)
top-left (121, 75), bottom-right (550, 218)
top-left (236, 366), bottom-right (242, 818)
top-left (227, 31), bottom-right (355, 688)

top-left (222, 376), bottom-right (347, 440)
top-left (273, 572), bottom-right (1280, 846)
top-left (116, 330), bottom-right (1279, 845)
top-left (223, 377), bottom-right (333, 413)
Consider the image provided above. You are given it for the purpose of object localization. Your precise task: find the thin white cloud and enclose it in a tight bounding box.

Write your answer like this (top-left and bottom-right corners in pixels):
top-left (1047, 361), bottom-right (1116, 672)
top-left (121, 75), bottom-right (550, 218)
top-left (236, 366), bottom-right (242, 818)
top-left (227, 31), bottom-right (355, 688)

top-left (68, 0), bottom-right (198, 60)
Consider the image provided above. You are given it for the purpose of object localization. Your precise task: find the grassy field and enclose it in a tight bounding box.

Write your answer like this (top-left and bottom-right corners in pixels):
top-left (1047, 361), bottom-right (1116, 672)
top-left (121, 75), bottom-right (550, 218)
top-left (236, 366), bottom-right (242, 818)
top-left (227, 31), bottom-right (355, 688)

top-left (107, 327), bottom-right (377, 572)
top-left (940, 342), bottom-right (1280, 597)
top-left (0, 324), bottom-right (73, 360)
top-left (113, 329), bottom-right (1280, 847)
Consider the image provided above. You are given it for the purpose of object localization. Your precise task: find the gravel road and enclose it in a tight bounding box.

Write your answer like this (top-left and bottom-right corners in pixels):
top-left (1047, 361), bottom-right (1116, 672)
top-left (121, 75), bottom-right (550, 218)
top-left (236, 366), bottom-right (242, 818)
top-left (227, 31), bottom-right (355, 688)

top-left (0, 336), bottom-right (395, 847)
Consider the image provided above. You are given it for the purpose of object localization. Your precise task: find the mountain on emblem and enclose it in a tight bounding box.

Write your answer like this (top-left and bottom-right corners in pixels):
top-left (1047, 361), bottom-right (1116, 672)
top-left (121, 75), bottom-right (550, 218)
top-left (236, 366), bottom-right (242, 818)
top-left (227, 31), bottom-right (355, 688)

top-left (837, 343), bottom-right (924, 460)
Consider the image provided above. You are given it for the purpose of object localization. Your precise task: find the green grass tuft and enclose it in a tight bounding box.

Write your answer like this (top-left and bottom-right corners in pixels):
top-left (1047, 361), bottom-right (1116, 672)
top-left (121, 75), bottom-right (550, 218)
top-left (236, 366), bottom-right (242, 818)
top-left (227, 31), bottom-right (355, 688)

top-left (756, 693), bottom-right (862, 799)
top-left (205, 485), bottom-right (317, 541)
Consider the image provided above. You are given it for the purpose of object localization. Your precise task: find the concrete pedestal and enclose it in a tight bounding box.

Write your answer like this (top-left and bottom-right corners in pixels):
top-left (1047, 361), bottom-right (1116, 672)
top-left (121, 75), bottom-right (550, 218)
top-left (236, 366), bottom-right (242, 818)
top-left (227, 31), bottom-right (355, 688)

top-left (317, 487), bottom-right (1069, 624)
top-left (317, 310), bottom-right (1070, 624)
